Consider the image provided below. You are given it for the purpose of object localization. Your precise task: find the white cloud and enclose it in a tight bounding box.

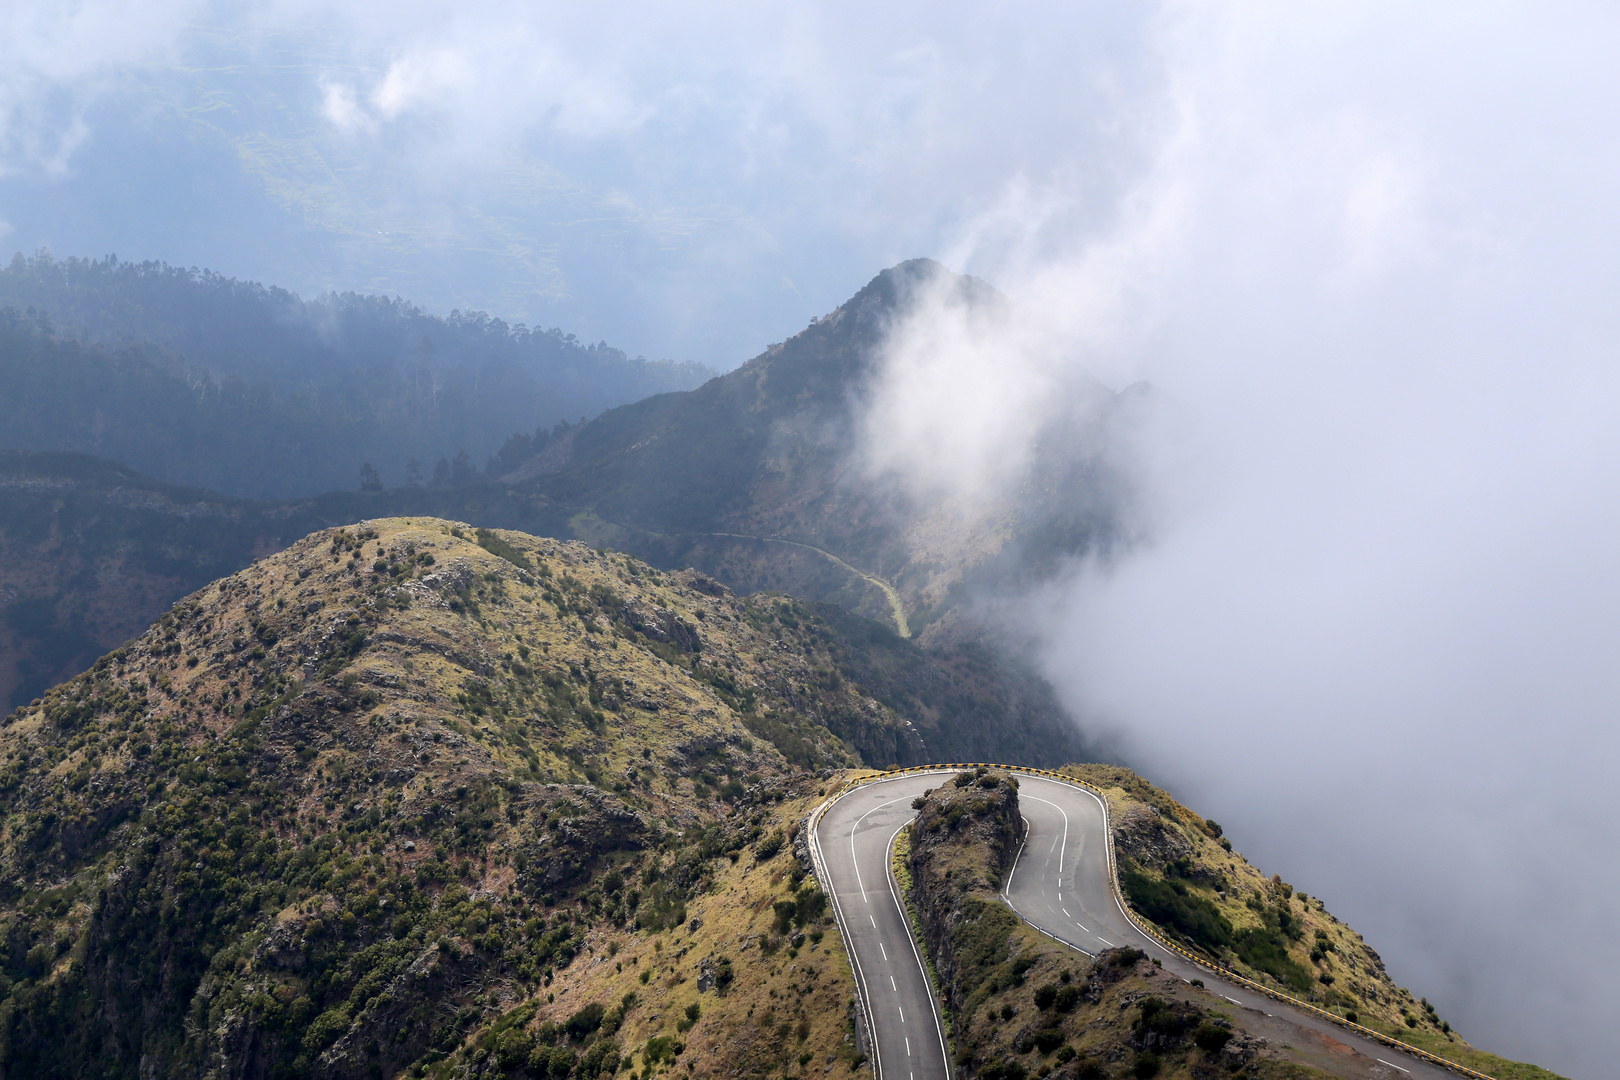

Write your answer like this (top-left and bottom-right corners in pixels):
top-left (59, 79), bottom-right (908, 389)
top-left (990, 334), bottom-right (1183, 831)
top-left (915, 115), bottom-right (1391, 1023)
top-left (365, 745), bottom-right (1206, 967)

top-left (319, 79), bottom-right (373, 133)
top-left (370, 48), bottom-right (470, 120)
top-left (861, 273), bottom-right (1060, 501)
top-left (0, 0), bottom-right (203, 175)
top-left (859, 5), bottom-right (1620, 1075)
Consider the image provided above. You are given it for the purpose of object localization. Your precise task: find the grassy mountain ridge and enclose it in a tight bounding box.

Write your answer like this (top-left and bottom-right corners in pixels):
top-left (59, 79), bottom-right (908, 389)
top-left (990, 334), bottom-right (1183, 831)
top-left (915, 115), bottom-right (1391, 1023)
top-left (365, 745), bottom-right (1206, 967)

top-left (0, 458), bottom-right (1086, 765)
top-left (0, 518), bottom-right (893, 1077)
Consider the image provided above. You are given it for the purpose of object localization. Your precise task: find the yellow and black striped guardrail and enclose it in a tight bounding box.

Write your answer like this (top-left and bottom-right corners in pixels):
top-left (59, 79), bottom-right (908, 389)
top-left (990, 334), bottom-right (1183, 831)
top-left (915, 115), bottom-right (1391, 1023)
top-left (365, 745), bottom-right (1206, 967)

top-left (806, 763), bottom-right (1497, 1080)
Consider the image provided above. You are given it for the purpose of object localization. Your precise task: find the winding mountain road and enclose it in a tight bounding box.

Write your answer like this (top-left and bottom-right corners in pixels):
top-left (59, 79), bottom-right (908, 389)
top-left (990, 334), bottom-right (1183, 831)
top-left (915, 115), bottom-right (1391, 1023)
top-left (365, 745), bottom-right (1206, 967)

top-left (811, 769), bottom-right (1461, 1080)
top-left (702, 532), bottom-right (911, 637)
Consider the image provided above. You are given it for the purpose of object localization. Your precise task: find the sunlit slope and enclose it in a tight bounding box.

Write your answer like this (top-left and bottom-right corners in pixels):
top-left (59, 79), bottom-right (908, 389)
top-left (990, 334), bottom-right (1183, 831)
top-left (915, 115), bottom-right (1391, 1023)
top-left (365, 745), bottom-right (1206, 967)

top-left (0, 519), bottom-right (913, 1076)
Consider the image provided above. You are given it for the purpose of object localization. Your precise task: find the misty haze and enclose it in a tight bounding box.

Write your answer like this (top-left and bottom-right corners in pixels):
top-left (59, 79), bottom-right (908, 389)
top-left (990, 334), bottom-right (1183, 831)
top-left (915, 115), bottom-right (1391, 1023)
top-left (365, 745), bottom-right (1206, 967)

top-left (1, 4), bottom-right (1615, 1080)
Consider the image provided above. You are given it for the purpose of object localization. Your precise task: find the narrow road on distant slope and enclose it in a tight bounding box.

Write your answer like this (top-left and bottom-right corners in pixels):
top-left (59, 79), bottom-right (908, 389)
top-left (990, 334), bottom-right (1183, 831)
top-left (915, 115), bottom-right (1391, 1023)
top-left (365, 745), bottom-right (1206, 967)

top-left (702, 532), bottom-right (911, 637)
top-left (814, 770), bottom-right (1460, 1080)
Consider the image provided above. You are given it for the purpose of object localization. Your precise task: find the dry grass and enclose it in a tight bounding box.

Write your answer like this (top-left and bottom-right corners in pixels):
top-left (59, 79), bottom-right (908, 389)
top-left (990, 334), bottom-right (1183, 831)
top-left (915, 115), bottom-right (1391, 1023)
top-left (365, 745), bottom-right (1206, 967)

top-left (536, 789), bottom-right (865, 1080)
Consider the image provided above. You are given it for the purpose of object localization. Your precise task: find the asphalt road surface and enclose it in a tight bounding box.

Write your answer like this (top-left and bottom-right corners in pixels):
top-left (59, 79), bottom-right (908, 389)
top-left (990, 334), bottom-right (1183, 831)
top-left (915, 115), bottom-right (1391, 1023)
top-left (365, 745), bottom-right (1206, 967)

top-left (812, 775), bottom-right (953, 1080)
top-left (812, 769), bottom-right (1460, 1080)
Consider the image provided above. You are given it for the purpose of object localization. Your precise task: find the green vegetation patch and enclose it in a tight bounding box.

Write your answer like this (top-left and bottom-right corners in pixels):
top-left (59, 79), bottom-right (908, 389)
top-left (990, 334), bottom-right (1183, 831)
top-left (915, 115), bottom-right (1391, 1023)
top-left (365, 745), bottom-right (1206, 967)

top-left (475, 528), bottom-right (533, 570)
top-left (1120, 866), bottom-right (1235, 957)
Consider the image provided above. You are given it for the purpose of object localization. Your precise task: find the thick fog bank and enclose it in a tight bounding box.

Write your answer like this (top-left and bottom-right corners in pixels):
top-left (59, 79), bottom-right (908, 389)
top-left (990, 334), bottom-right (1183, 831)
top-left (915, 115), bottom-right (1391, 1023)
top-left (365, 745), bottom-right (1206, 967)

top-left (864, 6), bottom-right (1620, 1076)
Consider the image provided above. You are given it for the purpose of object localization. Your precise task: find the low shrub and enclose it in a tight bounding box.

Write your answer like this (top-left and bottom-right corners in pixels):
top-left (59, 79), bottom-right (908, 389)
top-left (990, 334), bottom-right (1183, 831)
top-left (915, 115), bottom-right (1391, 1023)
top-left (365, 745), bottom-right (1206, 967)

top-left (980, 1059), bottom-right (1028, 1080)
top-left (566, 1002), bottom-right (605, 1039)
top-left (754, 831), bottom-right (784, 860)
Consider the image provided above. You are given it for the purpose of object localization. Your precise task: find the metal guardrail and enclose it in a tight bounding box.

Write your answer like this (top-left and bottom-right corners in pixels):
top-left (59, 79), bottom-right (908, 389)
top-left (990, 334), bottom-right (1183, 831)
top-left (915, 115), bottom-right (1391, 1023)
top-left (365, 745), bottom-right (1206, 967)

top-left (806, 763), bottom-right (1498, 1080)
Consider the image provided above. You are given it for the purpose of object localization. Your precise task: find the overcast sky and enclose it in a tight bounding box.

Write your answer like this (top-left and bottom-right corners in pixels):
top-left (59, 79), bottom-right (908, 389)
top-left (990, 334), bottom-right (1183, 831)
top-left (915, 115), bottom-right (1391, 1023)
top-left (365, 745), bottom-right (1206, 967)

top-left (0, 0), bottom-right (1157, 366)
top-left (6, 3), bottom-right (1619, 1074)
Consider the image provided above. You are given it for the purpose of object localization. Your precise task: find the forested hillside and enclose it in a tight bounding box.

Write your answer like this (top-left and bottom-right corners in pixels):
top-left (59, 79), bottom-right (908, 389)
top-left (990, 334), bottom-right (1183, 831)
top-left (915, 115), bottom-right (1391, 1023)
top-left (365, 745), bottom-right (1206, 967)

top-left (0, 253), bottom-right (713, 498)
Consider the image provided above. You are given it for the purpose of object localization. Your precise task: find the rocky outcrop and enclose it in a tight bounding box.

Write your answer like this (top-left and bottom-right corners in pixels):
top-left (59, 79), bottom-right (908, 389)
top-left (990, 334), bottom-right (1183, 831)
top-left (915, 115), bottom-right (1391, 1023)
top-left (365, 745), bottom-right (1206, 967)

top-left (1111, 802), bottom-right (1194, 872)
top-left (617, 600), bottom-right (702, 652)
top-left (510, 786), bottom-right (652, 892)
top-left (672, 569), bottom-right (728, 597)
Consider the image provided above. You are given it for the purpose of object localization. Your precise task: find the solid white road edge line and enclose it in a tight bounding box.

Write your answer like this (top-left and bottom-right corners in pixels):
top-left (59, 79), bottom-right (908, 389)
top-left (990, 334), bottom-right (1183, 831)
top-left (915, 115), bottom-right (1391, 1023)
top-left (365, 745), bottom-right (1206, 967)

top-left (811, 805), bottom-right (884, 1080)
top-left (851, 796), bottom-right (911, 904)
top-left (1019, 793), bottom-right (1070, 880)
top-left (1004, 817), bottom-right (1029, 898)
top-left (885, 819), bottom-right (952, 1079)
